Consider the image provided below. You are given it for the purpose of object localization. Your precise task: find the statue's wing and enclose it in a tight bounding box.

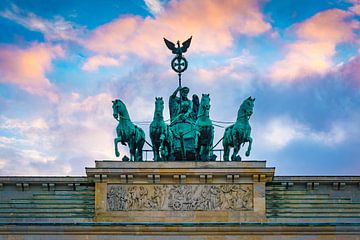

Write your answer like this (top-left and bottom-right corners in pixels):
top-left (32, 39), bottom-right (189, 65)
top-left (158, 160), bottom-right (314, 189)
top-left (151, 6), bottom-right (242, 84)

top-left (192, 94), bottom-right (199, 114)
top-left (164, 38), bottom-right (176, 52)
top-left (181, 36), bottom-right (192, 53)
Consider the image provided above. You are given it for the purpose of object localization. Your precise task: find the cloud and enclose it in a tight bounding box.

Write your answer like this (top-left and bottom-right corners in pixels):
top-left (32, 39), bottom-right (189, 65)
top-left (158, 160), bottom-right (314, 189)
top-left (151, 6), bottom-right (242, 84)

top-left (0, 4), bottom-right (84, 43)
top-left (84, 0), bottom-right (271, 63)
top-left (270, 9), bottom-right (359, 81)
top-left (0, 43), bottom-right (63, 101)
top-left (0, 116), bottom-right (57, 174)
top-left (0, 92), bottom-right (119, 175)
top-left (295, 9), bottom-right (358, 42)
top-left (192, 51), bottom-right (255, 83)
top-left (270, 41), bottom-right (335, 81)
top-left (255, 116), bottom-right (346, 150)
top-left (350, 4), bottom-right (360, 15)
top-left (144, 0), bottom-right (164, 15)
top-left (337, 55), bottom-right (360, 86)
top-left (82, 55), bottom-right (122, 71)
top-left (0, 117), bottom-right (49, 131)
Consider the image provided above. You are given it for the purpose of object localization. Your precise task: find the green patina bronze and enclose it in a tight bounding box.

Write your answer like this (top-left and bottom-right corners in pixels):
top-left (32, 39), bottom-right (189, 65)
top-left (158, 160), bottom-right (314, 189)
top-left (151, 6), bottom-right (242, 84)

top-left (195, 94), bottom-right (215, 161)
top-left (112, 36), bottom-right (255, 161)
top-left (223, 97), bottom-right (255, 161)
top-left (168, 85), bottom-right (199, 160)
top-left (150, 97), bottom-right (173, 161)
top-left (164, 36), bottom-right (192, 88)
top-left (112, 99), bottom-right (145, 161)
top-left (169, 86), bottom-right (199, 124)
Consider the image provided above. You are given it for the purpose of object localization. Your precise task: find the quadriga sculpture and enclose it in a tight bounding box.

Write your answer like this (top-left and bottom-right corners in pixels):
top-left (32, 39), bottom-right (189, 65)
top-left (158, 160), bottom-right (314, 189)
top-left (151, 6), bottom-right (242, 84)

top-left (150, 97), bottom-right (173, 161)
top-left (195, 94), bottom-right (214, 161)
top-left (112, 99), bottom-right (145, 161)
top-left (222, 97), bottom-right (255, 161)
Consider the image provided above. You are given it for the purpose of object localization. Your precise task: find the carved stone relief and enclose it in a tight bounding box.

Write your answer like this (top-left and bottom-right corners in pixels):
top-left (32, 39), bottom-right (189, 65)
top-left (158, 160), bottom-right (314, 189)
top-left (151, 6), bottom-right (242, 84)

top-left (107, 184), bottom-right (253, 211)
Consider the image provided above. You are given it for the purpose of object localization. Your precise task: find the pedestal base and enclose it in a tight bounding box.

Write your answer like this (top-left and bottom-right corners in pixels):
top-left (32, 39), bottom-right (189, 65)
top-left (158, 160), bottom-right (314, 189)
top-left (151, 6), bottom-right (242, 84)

top-left (86, 161), bottom-right (275, 223)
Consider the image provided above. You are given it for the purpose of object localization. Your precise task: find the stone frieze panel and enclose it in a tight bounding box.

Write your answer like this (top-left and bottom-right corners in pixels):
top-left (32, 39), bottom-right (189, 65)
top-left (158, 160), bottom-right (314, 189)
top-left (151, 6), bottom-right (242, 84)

top-left (107, 184), bottom-right (253, 211)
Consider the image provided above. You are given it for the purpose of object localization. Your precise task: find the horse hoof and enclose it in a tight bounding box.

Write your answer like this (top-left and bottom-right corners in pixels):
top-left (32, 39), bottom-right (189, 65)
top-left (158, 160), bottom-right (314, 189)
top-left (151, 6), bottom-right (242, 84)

top-left (210, 154), bottom-right (217, 161)
top-left (232, 156), bottom-right (242, 161)
top-left (115, 152), bottom-right (120, 157)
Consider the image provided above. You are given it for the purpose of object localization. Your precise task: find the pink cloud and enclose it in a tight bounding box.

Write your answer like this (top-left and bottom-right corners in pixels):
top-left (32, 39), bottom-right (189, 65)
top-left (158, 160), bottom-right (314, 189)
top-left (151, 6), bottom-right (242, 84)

top-left (192, 52), bottom-right (254, 83)
top-left (339, 56), bottom-right (360, 85)
top-left (271, 41), bottom-right (335, 81)
top-left (350, 4), bottom-right (360, 15)
top-left (82, 55), bottom-right (121, 71)
top-left (270, 9), bottom-right (359, 82)
top-left (296, 9), bottom-right (358, 42)
top-left (84, 0), bottom-right (271, 64)
top-left (0, 43), bottom-right (63, 101)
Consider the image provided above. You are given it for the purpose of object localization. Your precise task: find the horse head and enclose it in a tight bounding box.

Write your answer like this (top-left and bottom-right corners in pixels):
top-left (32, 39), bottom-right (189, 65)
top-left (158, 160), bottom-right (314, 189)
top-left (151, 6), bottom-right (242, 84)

top-left (112, 99), bottom-right (129, 120)
top-left (154, 97), bottom-right (164, 118)
top-left (200, 94), bottom-right (210, 112)
top-left (238, 96), bottom-right (255, 120)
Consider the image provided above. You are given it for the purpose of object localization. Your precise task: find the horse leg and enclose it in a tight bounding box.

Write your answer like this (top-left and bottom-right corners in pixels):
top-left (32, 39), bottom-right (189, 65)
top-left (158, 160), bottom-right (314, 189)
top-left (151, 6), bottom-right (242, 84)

top-left (150, 133), bottom-right (156, 161)
top-left (203, 145), bottom-right (210, 161)
top-left (137, 134), bottom-right (145, 161)
top-left (155, 143), bottom-right (160, 161)
top-left (223, 131), bottom-right (231, 161)
top-left (158, 133), bottom-right (166, 161)
top-left (194, 130), bottom-right (199, 149)
top-left (164, 140), bottom-right (171, 161)
top-left (199, 145), bottom-right (205, 161)
top-left (232, 144), bottom-right (241, 161)
top-left (194, 130), bottom-right (199, 160)
top-left (209, 126), bottom-right (214, 160)
top-left (245, 137), bottom-right (253, 157)
top-left (128, 142), bottom-right (134, 161)
top-left (114, 137), bottom-right (121, 157)
top-left (223, 127), bottom-right (233, 161)
top-left (152, 137), bottom-right (158, 161)
top-left (223, 136), bottom-right (230, 162)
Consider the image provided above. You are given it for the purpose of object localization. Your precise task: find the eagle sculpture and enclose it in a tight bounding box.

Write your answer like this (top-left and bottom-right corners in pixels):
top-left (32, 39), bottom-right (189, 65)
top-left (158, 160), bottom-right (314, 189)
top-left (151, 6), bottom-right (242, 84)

top-left (164, 36), bottom-right (192, 57)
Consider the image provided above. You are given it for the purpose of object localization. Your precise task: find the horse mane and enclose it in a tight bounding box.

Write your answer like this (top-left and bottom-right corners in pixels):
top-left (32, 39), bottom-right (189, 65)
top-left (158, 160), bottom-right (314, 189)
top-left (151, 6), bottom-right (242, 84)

top-left (115, 99), bottom-right (131, 120)
top-left (237, 98), bottom-right (253, 121)
top-left (153, 97), bottom-right (164, 119)
top-left (197, 94), bottom-right (210, 117)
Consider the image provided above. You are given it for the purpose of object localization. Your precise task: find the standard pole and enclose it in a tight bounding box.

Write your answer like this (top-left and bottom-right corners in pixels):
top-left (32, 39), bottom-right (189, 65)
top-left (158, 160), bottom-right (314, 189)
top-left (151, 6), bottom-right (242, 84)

top-left (178, 73), bottom-right (182, 88)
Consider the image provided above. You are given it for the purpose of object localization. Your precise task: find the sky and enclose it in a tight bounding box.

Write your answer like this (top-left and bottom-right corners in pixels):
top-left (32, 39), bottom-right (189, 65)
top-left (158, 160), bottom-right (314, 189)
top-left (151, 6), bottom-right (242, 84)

top-left (0, 0), bottom-right (360, 176)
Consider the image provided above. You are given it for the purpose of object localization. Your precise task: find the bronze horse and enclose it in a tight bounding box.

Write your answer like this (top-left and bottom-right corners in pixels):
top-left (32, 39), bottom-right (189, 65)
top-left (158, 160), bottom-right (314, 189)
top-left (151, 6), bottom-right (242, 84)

top-left (222, 97), bottom-right (255, 161)
top-left (112, 99), bottom-right (145, 161)
top-left (150, 97), bottom-right (173, 161)
top-left (195, 94), bottom-right (214, 161)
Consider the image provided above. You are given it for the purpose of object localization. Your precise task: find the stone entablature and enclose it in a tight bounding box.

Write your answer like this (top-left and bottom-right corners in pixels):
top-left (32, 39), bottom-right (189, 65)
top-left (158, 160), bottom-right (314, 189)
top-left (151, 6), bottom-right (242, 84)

top-left (86, 161), bottom-right (274, 223)
top-left (86, 161), bottom-right (275, 184)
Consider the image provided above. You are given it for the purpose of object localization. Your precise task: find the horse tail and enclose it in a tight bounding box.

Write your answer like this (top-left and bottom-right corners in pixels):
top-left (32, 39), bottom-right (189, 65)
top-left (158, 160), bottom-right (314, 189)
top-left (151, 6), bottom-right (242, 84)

top-left (134, 125), bottom-right (145, 146)
top-left (223, 125), bottom-right (233, 145)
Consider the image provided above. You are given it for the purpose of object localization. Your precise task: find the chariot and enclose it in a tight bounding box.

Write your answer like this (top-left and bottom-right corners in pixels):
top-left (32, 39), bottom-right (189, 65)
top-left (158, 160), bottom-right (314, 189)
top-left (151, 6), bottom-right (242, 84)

top-left (170, 119), bottom-right (197, 161)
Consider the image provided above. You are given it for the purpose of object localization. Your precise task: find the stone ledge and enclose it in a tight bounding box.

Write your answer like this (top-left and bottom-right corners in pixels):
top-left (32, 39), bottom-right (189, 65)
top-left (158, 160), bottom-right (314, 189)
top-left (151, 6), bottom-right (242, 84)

top-left (0, 177), bottom-right (89, 184)
top-left (1, 222), bottom-right (360, 236)
top-left (273, 176), bottom-right (360, 183)
top-left (87, 161), bottom-right (275, 184)
top-left (94, 160), bottom-right (268, 168)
